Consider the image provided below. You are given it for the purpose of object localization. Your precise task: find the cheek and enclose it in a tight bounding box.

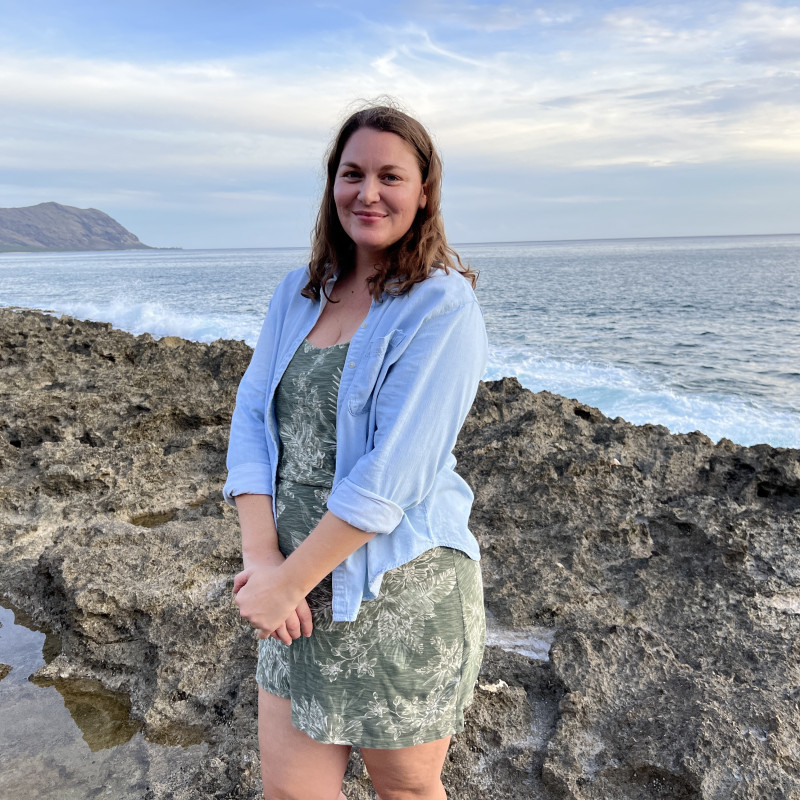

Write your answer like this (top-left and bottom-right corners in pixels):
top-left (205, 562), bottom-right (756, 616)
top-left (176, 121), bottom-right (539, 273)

top-left (333, 184), bottom-right (346, 210)
top-left (333, 186), bottom-right (351, 225)
top-left (403, 192), bottom-right (424, 219)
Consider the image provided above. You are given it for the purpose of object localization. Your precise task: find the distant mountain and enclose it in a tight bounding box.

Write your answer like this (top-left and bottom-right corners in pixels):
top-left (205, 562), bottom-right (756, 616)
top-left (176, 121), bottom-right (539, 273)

top-left (0, 202), bottom-right (153, 252)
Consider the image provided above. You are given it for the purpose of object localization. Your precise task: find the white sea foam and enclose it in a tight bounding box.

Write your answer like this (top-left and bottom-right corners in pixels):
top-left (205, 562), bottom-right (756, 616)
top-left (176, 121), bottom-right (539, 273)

top-left (486, 346), bottom-right (800, 449)
top-left (27, 299), bottom-right (262, 346)
top-left (5, 296), bottom-right (799, 449)
top-left (2, 239), bottom-right (799, 450)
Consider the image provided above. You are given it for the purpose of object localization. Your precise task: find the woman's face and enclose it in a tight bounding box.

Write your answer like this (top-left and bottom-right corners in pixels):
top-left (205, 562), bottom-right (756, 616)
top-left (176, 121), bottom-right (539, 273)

top-left (333, 127), bottom-right (427, 264)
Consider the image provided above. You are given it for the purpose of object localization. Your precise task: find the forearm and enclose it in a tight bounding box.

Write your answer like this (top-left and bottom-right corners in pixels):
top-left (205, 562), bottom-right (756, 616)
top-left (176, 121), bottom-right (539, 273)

top-left (234, 494), bottom-right (282, 568)
top-left (281, 511), bottom-right (375, 598)
top-left (233, 510), bottom-right (374, 637)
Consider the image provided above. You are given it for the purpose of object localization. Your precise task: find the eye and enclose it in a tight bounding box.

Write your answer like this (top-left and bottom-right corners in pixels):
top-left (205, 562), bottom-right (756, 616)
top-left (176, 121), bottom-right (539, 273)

top-left (339, 169), bottom-right (362, 180)
top-left (382, 173), bottom-right (402, 183)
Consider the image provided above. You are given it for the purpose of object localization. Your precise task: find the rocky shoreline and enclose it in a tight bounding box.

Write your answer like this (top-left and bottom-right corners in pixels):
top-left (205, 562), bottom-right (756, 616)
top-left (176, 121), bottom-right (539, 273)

top-left (1, 307), bottom-right (798, 799)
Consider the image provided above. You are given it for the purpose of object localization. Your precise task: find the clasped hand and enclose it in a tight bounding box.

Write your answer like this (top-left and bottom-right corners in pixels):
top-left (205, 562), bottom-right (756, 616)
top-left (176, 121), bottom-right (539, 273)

top-left (233, 561), bottom-right (313, 645)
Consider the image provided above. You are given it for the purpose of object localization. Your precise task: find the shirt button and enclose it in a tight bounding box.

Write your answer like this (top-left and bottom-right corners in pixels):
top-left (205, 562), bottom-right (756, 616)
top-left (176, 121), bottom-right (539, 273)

top-left (361, 322), bottom-right (367, 328)
top-left (348, 361), bottom-right (356, 369)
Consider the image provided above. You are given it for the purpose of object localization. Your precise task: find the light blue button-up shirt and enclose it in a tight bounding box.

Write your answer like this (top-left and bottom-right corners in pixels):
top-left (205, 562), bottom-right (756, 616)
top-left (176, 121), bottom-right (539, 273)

top-left (223, 265), bottom-right (488, 621)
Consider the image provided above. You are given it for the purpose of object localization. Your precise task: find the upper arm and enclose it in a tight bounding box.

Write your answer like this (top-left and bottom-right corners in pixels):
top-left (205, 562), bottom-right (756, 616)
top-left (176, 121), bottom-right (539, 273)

top-left (224, 285), bottom-right (288, 502)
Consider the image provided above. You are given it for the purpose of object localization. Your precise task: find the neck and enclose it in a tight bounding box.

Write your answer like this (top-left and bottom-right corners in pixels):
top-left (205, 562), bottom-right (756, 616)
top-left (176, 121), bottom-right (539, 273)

top-left (354, 247), bottom-right (385, 280)
top-left (333, 266), bottom-right (373, 301)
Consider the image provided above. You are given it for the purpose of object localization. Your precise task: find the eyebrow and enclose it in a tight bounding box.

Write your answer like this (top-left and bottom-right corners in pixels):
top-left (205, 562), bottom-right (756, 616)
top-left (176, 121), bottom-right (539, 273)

top-left (339, 161), bottom-right (410, 172)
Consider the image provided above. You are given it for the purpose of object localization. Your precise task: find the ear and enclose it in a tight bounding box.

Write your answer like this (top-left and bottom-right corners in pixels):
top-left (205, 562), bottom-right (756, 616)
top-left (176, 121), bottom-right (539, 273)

top-left (418, 184), bottom-right (428, 209)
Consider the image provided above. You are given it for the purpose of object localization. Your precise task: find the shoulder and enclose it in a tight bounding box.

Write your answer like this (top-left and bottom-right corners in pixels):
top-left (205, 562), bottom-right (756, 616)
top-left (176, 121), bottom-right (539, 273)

top-left (399, 266), bottom-right (479, 318)
top-left (378, 268), bottom-right (484, 346)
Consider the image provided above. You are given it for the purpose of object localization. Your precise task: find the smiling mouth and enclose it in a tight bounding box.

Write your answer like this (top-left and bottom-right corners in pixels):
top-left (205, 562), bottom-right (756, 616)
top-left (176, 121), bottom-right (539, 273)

top-left (354, 211), bottom-right (386, 219)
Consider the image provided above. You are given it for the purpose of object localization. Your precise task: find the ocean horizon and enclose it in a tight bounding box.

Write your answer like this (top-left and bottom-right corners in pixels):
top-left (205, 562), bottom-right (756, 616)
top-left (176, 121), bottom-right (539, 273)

top-left (1, 233), bottom-right (799, 449)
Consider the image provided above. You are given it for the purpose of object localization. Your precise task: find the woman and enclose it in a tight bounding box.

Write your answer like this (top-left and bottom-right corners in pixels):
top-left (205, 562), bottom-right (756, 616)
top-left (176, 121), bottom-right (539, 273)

top-left (224, 103), bottom-right (487, 800)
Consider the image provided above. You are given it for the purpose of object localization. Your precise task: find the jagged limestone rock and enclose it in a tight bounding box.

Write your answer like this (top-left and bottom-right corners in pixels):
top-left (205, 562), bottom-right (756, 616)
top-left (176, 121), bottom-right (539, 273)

top-left (1, 307), bottom-right (798, 799)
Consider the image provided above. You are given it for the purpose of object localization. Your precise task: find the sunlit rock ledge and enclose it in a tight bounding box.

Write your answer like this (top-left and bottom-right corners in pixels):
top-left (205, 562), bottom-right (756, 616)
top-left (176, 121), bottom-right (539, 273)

top-left (0, 307), bottom-right (798, 800)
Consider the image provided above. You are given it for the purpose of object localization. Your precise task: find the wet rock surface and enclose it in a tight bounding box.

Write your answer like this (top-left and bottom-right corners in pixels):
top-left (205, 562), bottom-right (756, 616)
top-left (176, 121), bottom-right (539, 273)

top-left (1, 307), bottom-right (798, 799)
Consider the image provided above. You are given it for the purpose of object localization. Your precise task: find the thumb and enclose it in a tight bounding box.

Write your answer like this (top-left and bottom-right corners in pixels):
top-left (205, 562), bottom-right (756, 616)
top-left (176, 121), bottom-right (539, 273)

top-left (233, 568), bottom-right (253, 595)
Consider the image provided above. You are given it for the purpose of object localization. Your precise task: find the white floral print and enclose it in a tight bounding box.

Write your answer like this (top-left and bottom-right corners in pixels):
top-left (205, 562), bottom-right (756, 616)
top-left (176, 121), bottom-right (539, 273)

top-left (258, 340), bottom-right (485, 748)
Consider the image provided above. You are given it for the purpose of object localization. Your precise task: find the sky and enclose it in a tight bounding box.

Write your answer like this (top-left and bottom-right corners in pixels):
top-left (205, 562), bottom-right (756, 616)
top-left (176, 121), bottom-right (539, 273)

top-left (1, 0), bottom-right (799, 248)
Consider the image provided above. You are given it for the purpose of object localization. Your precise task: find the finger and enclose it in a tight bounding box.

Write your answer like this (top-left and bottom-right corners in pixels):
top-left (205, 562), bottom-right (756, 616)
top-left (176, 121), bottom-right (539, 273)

top-left (296, 600), bottom-right (314, 638)
top-left (271, 623), bottom-right (293, 646)
top-left (284, 612), bottom-right (302, 640)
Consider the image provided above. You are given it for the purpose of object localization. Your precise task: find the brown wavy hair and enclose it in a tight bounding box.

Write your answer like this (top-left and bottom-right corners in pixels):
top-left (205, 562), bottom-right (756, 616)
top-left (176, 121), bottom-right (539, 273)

top-left (302, 103), bottom-right (477, 301)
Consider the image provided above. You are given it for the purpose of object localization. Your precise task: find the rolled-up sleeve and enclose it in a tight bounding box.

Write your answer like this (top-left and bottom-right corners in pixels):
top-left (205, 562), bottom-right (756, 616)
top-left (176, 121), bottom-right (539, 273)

top-left (223, 298), bottom-right (281, 505)
top-left (326, 297), bottom-right (487, 532)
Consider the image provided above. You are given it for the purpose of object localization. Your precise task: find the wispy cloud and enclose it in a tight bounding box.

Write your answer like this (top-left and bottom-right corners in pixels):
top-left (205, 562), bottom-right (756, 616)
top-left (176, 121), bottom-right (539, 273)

top-left (1, 1), bottom-right (798, 245)
top-left (415, 1), bottom-right (579, 33)
top-left (732, 2), bottom-right (800, 63)
top-left (2, 3), bottom-right (798, 168)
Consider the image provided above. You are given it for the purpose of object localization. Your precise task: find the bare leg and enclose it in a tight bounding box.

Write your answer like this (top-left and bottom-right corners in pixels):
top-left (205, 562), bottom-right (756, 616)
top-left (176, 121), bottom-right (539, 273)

top-left (258, 688), bottom-right (351, 800)
top-left (360, 737), bottom-right (450, 800)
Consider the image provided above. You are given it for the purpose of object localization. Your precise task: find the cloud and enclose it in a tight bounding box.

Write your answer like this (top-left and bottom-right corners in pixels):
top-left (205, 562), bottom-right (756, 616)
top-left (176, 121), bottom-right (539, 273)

top-left (1, 1), bottom-right (799, 245)
top-left (2, 2), bottom-right (799, 179)
top-left (412, 1), bottom-right (579, 33)
top-left (729, 2), bottom-right (800, 63)
top-left (601, 6), bottom-right (713, 53)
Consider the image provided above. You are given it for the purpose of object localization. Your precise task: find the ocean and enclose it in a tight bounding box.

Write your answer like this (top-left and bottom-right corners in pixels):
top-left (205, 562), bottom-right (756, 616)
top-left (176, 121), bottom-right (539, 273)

top-left (1, 234), bottom-right (798, 448)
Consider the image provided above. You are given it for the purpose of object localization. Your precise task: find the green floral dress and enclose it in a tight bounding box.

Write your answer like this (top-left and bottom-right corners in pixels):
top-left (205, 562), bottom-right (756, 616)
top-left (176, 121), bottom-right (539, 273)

top-left (256, 339), bottom-right (485, 749)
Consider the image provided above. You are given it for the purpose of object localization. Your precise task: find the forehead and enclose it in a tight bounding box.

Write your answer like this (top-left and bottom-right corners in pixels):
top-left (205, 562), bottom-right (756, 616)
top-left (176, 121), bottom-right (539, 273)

top-left (339, 127), bottom-right (421, 171)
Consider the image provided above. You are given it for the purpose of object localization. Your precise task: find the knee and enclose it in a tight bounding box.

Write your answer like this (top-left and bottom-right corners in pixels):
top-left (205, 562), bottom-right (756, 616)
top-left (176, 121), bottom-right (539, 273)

top-left (262, 784), bottom-right (324, 800)
top-left (260, 771), bottom-right (308, 800)
top-left (260, 782), bottom-right (297, 800)
top-left (264, 783), bottom-right (346, 800)
top-left (370, 775), bottom-right (445, 800)
top-left (261, 772), bottom-right (347, 800)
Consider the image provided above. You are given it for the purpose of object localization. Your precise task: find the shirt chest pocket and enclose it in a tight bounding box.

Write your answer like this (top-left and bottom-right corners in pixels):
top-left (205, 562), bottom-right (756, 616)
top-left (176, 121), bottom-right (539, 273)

top-left (346, 331), bottom-right (405, 416)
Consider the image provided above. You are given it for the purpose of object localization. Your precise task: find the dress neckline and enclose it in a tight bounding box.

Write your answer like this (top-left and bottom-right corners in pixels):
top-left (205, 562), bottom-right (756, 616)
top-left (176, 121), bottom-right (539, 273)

top-left (303, 338), bottom-right (351, 351)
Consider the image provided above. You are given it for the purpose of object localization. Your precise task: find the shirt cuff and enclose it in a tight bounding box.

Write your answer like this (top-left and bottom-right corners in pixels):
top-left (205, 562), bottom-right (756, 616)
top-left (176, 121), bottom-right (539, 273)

top-left (326, 477), bottom-right (404, 534)
top-left (222, 463), bottom-right (274, 506)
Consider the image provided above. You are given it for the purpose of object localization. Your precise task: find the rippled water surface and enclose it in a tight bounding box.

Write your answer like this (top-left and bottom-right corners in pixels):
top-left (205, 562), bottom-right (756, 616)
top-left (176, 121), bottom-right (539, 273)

top-left (1, 234), bottom-right (798, 446)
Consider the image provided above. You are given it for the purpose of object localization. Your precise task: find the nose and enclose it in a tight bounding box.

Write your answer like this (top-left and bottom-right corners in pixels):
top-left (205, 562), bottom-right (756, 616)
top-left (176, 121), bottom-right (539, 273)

top-left (358, 176), bottom-right (380, 205)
